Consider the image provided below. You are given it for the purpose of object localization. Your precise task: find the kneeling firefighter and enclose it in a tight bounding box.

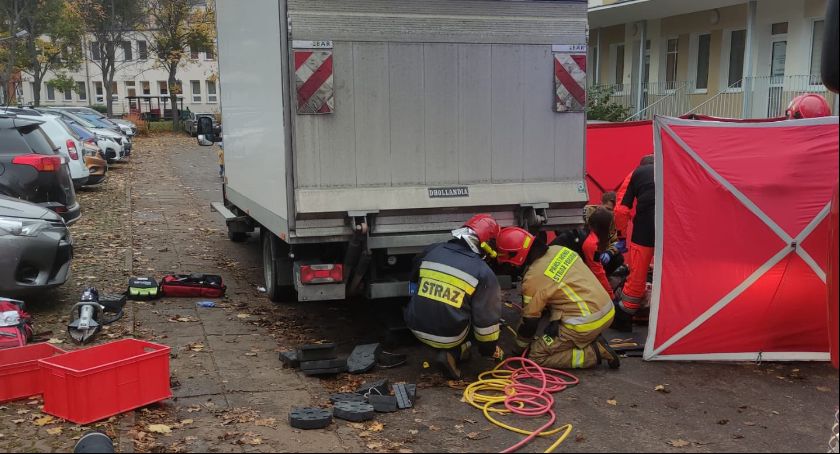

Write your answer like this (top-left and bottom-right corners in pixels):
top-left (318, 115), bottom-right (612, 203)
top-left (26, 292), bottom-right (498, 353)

top-left (404, 214), bottom-right (503, 379)
top-left (496, 227), bottom-right (620, 370)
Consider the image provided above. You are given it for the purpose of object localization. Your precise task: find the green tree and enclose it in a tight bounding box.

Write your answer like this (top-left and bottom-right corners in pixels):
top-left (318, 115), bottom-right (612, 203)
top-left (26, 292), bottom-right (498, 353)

top-left (146, 0), bottom-right (215, 129)
top-left (72, 0), bottom-right (146, 116)
top-left (586, 84), bottom-right (632, 122)
top-left (0, 0), bottom-right (27, 104)
top-left (17, 0), bottom-right (84, 106)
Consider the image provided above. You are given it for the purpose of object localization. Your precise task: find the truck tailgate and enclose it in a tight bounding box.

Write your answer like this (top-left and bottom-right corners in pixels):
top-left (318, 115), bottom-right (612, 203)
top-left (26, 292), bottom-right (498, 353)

top-left (289, 0), bottom-right (588, 217)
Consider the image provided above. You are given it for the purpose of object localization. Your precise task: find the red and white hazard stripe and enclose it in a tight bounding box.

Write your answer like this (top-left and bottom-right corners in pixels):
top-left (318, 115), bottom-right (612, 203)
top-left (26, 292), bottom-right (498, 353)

top-left (294, 50), bottom-right (334, 114)
top-left (554, 53), bottom-right (586, 113)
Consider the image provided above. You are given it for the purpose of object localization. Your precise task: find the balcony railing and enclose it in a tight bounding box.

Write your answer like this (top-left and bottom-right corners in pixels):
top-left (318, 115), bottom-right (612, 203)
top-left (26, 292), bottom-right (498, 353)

top-left (593, 75), bottom-right (837, 120)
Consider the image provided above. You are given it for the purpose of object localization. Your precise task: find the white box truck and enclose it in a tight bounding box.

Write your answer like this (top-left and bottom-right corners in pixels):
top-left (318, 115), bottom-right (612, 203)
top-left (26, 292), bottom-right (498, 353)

top-left (201, 0), bottom-right (590, 302)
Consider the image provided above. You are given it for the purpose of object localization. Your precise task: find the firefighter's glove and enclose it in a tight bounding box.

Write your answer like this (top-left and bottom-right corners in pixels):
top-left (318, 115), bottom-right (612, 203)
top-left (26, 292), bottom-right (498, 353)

top-left (614, 239), bottom-right (628, 254)
top-left (599, 252), bottom-right (612, 265)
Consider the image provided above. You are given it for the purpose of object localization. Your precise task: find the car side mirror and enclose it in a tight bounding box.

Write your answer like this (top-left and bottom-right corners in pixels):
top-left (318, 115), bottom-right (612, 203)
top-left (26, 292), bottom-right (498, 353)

top-left (197, 134), bottom-right (214, 146)
top-left (197, 116), bottom-right (214, 135)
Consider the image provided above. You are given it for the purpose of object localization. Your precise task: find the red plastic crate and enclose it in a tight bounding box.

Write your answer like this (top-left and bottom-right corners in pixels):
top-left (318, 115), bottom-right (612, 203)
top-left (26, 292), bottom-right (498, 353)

top-left (0, 343), bottom-right (66, 403)
top-left (38, 339), bottom-right (171, 424)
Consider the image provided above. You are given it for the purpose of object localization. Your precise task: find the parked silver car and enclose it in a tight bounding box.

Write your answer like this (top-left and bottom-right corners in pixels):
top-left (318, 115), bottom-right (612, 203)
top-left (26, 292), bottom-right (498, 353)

top-left (0, 195), bottom-right (73, 295)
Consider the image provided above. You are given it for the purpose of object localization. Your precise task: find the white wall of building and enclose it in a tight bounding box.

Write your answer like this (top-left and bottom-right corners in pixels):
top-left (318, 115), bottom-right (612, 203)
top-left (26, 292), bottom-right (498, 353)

top-left (19, 32), bottom-right (219, 116)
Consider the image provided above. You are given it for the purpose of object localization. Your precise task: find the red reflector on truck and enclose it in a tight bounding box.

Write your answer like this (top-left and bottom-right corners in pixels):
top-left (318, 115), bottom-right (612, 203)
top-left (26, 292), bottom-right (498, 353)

top-left (300, 264), bottom-right (343, 284)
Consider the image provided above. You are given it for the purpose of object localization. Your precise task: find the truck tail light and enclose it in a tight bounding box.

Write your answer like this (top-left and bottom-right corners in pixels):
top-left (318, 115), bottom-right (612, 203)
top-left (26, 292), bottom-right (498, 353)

top-left (12, 154), bottom-right (61, 172)
top-left (66, 140), bottom-right (79, 160)
top-left (299, 264), bottom-right (343, 284)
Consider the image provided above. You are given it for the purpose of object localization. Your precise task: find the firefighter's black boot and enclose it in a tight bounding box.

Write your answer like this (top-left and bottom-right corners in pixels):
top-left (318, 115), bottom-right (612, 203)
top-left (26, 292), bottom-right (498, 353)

top-left (436, 350), bottom-right (462, 380)
top-left (611, 295), bottom-right (634, 333)
top-left (594, 335), bottom-right (621, 370)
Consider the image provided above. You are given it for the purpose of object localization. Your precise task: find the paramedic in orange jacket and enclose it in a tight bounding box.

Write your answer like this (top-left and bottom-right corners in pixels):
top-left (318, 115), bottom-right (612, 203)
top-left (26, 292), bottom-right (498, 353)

top-left (613, 156), bottom-right (655, 332)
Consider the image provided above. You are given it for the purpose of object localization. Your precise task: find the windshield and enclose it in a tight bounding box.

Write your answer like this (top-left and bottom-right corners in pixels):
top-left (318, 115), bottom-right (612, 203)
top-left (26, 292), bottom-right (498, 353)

top-left (18, 124), bottom-right (59, 155)
top-left (79, 114), bottom-right (114, 129)
top-left (67, 121), bottom-right (94, 141)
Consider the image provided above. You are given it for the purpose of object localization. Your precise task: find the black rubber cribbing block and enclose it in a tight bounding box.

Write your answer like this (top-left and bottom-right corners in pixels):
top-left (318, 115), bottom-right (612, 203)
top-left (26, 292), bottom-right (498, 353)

top-left (367, 395), bottom-right (398, 413)
top-left (289, 407), bottom-right (332, 430)
top-left (279, 350), bottom-right (300, 369)
top-left (393, 383), bottom-right (413, 409)
top-left (405, 384), bottom-right (417, 401)
top-left (355, 379), bottom-right (389, 396)
top-left (347, 343), bottom-right (381, 374)
top-left (329, 393), bottom-right (366, 404)
top-left (298, 343), bottom-right (337, 362)
top-left (300, 358), bottom-right (346, 371)
top-left (333, 401), bottom-right (376, 422)
top-left (301, 357), bottom-right (347, 376)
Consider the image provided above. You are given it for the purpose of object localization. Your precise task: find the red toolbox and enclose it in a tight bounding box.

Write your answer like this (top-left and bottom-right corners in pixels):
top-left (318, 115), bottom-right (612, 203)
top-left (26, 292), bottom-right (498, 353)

top-left (0, 343), bottom-right (65, 403)
top-left (38, 339), bottom-right (171, 424)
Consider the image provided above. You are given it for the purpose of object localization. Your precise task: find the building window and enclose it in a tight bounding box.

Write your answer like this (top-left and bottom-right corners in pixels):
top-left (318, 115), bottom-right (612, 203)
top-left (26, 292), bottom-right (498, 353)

top-left (46, 84), bottom-right (56, 101)
top-left (125, 81), bottom-right (136, 97)
top-left (810, 20), bottom-right (825, 85)
top-left (614, 44), bottom-right (625, 91)
top-left (77, 81), bottom-right (87, 100)
top-left (158, 81), bottom-right (169, 95)
top-left (90, 42), bottom-right (101, 61)
top-left (138, 40), bottom-right (148, 60)
top-left (206, 80), bottom-right (217, 103)
top-left (94, 81), bottom-right (104, 103)
top-left (190, 47), bottom-right (199, 60)
top-left (122, 41), bottom-right (133, 61)
top-left (191, 80), bottom-right (202, 102)
top-left (64, 85), bottom-right (73, 101)
top-left (110, 82), bottom-right (119, 101)
top-left (771, 22), bottom-right (789, 36)
top-left (695, 34), bottom-right (711, 91)
top-left (204, 45), bottom-right (215, 60)
top-left (728, 29), bottom-right (747, 88)
top-left (141, 81), bottom-right (151, 95)
top-left (665, 38), bottom-right (679, 89)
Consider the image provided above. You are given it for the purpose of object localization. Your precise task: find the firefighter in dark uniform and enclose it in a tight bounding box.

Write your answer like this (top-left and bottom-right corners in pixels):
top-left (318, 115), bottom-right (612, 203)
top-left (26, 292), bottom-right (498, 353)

top-left (404, 214), bottom-right (503, 379)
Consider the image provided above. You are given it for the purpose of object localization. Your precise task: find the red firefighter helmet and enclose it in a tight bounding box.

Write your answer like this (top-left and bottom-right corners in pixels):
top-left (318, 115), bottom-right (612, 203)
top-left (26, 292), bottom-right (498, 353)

top-left (785, 94), bottom-right (832, 119)
top-left (495, 227), bottom-right (535, 267)
top-left (463, 214), bottom-right (501, 244)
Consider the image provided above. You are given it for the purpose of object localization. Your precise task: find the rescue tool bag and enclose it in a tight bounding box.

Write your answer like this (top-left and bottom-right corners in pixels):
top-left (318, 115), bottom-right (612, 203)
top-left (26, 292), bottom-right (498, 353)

top-left (160, 274), bottom-right (226, 298)
top-left (128, 277), bottom-right (160, 300)
top-left (0, 299), bottom-right (33, 349)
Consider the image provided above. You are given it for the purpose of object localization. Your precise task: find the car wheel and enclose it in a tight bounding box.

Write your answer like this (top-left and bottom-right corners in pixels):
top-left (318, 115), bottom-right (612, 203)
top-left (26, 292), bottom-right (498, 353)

top-left (261, 229), bottom-right (295, 302)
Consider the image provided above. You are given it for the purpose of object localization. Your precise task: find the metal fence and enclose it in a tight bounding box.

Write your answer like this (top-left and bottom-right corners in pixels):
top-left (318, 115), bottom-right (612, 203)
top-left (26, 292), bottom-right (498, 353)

top-left (594, 75), bottom-right (838, 120)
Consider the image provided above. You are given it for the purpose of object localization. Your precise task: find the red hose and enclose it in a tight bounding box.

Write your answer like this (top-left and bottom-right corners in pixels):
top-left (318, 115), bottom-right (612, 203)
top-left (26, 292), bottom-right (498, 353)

top-left (494, 357), bottom-right (579, 453)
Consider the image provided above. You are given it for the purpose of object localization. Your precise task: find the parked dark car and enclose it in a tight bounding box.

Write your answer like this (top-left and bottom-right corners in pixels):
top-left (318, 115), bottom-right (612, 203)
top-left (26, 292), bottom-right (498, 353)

top-left (0, 195), bottom-right (73, 295)
top-left (0, 113), bottom-right (81, 224)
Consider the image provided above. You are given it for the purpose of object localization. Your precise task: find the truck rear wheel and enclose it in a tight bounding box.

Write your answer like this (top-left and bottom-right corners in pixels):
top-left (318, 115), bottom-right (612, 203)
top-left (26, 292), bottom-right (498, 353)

top-left (261, 229), bottom-right (295, 302)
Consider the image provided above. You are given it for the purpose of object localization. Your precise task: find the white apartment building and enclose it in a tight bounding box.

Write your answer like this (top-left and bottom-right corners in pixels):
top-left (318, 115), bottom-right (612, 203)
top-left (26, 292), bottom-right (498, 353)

top-left (588, 0), bottom-right (835, 119)
top-left (19, 32), bottom-right (219, 117)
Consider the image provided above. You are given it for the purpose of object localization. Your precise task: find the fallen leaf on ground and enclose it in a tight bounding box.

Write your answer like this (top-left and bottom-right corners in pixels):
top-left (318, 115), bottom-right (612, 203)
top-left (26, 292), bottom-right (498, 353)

top-left (46, 427), bottom-right (62, 435)
top-left (236, 313), bottom-right (250, 319)
top-left (366, 441), bottom-right (384, 450)
top-left (467, 432), bottom-right (485, 440)
top-left (11, 419), bottom-right (25, 424)
top-left (33, 416), bottom-right (54, 426)
top-left (606, 399), bottom-right (618, 406)
top-left (147, 424), bottom-right (172, 434)
top-left (816, 386), bottom-right (830, 392)
top-left (47, 338), bottom-right (64, 344)
top-left (667, 439), bottom-right (690, 448)
top-left (366, 421), bottom-right (384, 432)
top-left (245, 352), bottom-right (257, 357)
top-left (254, 418), bottom-right (276, 427)
top-left (171, 316), bottom-right (198, 323)
top-left (16, 409), bottom-right (30, 415)
top-left (398, 450), bottom-right (413, 453)
top-left (654, 385), bottom-right (670, 394)
top-left (179, 419), bottom-right (194, 426)
top-left (428, 425), bottom-right (440, 431)
top-left (408, 429), bottom-right (419, 436)
top-left (464, 419), bottom-right (477, 424)
top-left (241, 438), bottom-right (262, 446)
